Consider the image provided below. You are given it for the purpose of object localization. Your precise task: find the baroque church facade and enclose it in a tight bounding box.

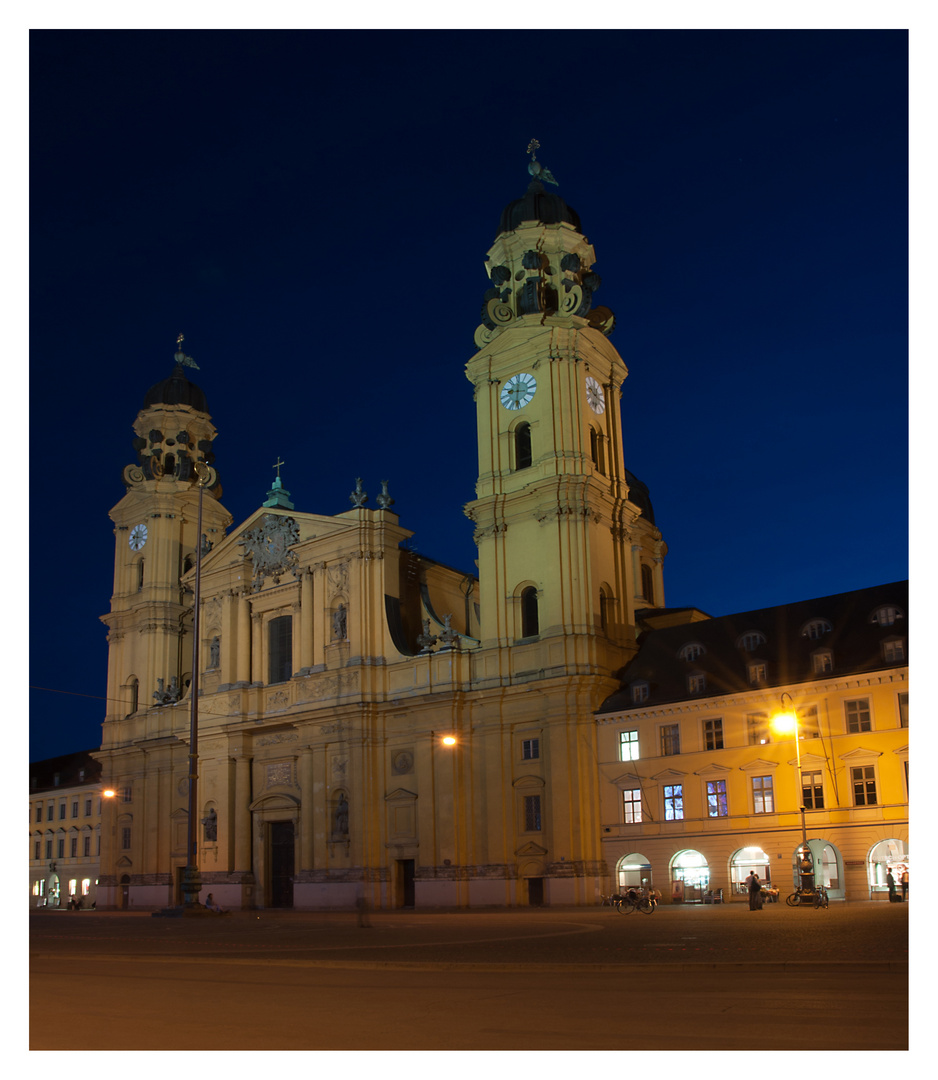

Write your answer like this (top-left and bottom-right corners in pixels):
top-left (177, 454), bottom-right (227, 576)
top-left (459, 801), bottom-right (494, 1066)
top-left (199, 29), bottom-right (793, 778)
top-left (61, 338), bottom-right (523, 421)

top-left (94, 165), bottom-right (670, 910)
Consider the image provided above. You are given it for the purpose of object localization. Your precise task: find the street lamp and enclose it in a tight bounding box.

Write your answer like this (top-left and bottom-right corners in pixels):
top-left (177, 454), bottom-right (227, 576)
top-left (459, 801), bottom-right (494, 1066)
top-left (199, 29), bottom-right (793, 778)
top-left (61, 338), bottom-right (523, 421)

top-left (772, 692), bottom-right (814, 898)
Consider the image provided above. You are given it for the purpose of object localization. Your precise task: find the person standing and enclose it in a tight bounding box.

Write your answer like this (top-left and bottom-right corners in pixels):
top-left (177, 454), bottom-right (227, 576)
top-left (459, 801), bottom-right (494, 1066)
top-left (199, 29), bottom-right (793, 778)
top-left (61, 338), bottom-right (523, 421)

top-left (900, 868), bottom-right (909, 901)
top-left (886, 868), bottom-right (897, 901)
top-left (748, 871), bottom-right (763, 910)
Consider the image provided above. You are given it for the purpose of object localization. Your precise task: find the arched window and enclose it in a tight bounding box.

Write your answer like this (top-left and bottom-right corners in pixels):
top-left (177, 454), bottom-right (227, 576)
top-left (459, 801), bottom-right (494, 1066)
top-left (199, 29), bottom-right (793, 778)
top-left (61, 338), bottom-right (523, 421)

top-left (268, 615), bottom-right (293, 684)
top-left (599, 587), bottom-right (611, 631)
top-left (590, 427), bottom-right (606, 475)
top-left (127, 677), bottom-right (138, 716)
top-left (520, 586), bottom-right (539, 638)
top-left (137, 559), bottom-right (145, 592)
top-left (640, 563), bottom-right (654, 604)
top-left (514, 422), bottom-right (532, 470)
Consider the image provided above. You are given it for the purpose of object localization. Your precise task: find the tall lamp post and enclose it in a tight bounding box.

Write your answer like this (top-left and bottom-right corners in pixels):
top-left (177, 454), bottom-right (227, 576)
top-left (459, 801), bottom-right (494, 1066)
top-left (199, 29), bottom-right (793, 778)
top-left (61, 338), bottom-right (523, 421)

top-left (772, 692), bottom-right (814, 898)
top-left (180, 461), bottom-right (210, 910)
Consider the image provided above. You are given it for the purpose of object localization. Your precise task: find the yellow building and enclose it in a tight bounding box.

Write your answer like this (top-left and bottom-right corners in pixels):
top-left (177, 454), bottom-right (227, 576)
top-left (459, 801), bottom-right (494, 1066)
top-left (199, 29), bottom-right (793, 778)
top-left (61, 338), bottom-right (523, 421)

top-left (93, 164), bottom-right (667, 910)
top-left (596, 582), bottom-right (909, 903)
top-left (29, 750), bottom-right (103, 908)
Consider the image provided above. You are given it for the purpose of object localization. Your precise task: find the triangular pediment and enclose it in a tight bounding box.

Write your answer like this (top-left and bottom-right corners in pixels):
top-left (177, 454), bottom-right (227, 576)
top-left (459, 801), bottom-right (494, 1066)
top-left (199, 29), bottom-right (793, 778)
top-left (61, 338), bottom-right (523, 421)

top-left (650, 768), bottom-right (686, 781)
top-left (694, 763), bottom-right (733, 778)
top-left (515, 841), bottom-right (548, 857)
top-left (612, 771), bottom-right (644, 786)
top-left (839, 746), bottom-right (882, 763)
top-left (782, 752), bottom-right (827, 769)
top-left (385, 788), bottom-right (417, 803)
top-left (739, 758), bottom-right (778, 773)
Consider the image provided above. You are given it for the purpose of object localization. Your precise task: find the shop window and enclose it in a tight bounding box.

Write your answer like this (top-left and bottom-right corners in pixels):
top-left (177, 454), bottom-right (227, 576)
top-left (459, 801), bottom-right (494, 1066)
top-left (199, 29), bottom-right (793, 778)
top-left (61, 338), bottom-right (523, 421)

top-left (664, 785), bottom-right (684, 821)
top-left (268, 615), bottom-right (293, 684)
top-left (619, 730), bottom-right (639, 761)
top-left (707, 780), bottom-right (728, 817)
top-left (622, 788), bottom-right (642, 823)
top-left (752, 775), bottom-right (774, 814)
top-left (703, 717), bottom-right (724, 750)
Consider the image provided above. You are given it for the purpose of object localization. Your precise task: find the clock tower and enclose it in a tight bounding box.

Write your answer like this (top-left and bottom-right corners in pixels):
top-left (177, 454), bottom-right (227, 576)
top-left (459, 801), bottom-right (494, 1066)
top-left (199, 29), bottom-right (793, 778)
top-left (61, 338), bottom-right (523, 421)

top-left (101, 339), bottom-right (233, 738)
top-left (465, 147), bottom-right (664, 668)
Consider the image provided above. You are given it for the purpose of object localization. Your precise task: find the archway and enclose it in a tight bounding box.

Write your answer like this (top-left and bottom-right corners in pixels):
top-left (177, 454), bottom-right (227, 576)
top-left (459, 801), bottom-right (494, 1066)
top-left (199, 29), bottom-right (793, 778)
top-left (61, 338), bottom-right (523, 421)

top-left (868, 838), bottom-right (908, 900)
top-left (670, 849), bottom-right (709, 903)
top-left (786, 838), bottom-right (844, 900)
top-left (616, 852), bottom-right (653, 891)
top-left (730, 846), bottom-right (771, 899)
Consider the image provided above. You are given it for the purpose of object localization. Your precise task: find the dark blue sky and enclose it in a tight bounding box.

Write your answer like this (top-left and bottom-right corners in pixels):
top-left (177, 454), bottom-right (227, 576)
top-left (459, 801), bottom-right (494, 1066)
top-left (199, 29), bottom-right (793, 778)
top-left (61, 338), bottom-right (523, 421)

top-left (29, 29), bottom-right (908, 761)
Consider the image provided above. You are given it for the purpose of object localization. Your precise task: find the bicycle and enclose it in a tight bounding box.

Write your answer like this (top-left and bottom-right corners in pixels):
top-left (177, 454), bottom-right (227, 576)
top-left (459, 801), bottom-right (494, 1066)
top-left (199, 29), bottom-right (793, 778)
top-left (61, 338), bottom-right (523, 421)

top-left (813, 884), bottom-right (829, 909)
top-left (785, 884), bottom-right (829, 908)
top-left (614, 889), bottom-right (657, 914)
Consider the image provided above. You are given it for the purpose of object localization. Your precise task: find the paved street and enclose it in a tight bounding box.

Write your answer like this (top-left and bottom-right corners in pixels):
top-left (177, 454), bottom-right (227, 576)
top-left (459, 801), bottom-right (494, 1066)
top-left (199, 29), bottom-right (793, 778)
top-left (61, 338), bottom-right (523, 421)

top-left (30, 901), bottom-right (908, 1051)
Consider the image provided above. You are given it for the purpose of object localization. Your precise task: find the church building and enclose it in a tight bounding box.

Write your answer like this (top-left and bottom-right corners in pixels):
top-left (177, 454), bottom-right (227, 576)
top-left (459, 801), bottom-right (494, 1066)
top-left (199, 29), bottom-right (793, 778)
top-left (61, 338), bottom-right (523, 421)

top-left (94, 155), bottom-right (671, 910)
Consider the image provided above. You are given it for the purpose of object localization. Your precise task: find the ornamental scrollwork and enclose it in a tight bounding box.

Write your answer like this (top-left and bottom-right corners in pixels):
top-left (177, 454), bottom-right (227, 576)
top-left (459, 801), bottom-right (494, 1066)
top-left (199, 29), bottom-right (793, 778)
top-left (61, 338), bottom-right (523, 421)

top-left (239, 514), bottom-right (300, 591)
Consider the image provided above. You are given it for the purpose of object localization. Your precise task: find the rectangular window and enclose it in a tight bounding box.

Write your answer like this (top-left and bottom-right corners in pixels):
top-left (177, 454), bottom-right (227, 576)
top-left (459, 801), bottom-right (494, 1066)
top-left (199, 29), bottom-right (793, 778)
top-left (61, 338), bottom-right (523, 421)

top-left (747, 712), bottom-right (771, 745)
top-left (45, 840), bottom-right (53, 860)
top-left (898, 692), bottom-right (909, 728)
top-left (70, 837), bottom-right (78, 858)
top-left (883, 639), bottom-right (905, 663)
top-left (813, 652), bottom-right (833, 674)
top-left (57, 839), bottom-right (65, 859)
top-left (34, 840), bottom-right (40, 860)
top-left (59, 803), bottom-right (66, 820)
top-left (268, 614), bottom-right (293, 684)
top-left (622, 789), bottom-right (642, 823)
top-left (802, 770), bottom-right (824, 809)
top-left (523, 795), bottom-right (542, 832)
top-left (35, 806), bottom-right (42, 823)
top-left (748, 662), bottom-right (767, 685)
top-left (521, 738), bottom-right (540, 760)
top-left (121, 786), bottom-right (133, 803)
top-left (84, 799), bottom-right (92, 817)
top-left (83, 835), bottom-right (91, 857)
top-left (619, 731), bottom-right (639, 761)
top-left (706, 779), bottom-right (728, 817)
top-left (47, 804), bottom-right (54, 821)
top-left (703, 718), bottom-right (723, 751)
top-left (798, 705), bottom-right (820, 738)
top-left (752, 775), bottom-right (774, 814)
top-left (121, 827), bottom-right (132, 850)
top-left (664, 785), bottom-right (684, 820)
top-left (846, 699), bottom-right (872, 733)
top-left (660, 724), bottom-right (681, 756)
top-left (71, 801), bottom-right (79, 818)
top-left (631, 682), bottom-right (649, 704)
top-left (688, 673), bottom-right (706, 694)
top-left (852, 766), bottom-right (877, 805)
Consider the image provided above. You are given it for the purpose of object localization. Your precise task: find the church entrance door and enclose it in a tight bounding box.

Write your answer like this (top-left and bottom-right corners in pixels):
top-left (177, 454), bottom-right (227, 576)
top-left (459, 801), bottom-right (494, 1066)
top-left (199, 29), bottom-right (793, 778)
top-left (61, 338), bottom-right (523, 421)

top-left (396, 859), bottom-right (415, 907)
top-left (269, 821), bottom-right (295, 908)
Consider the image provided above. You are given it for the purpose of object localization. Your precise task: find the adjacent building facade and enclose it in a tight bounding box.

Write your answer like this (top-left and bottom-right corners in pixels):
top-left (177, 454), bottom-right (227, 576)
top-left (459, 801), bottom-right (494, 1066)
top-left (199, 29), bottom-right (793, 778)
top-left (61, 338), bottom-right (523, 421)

top-left (29, 750), bottom-right (103, 908)
top-left (92, 167), bottom-right (669, 910)
top-left (596, 581), bottom-right (909, 903)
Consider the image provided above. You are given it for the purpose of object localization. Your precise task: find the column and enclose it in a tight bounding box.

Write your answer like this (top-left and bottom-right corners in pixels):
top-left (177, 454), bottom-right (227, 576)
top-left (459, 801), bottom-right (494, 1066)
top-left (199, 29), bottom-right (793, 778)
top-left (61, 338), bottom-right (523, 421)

top-left (233, 754), bottom-right (252, 873)
top-left (237, 591), bottom-right (252, 685)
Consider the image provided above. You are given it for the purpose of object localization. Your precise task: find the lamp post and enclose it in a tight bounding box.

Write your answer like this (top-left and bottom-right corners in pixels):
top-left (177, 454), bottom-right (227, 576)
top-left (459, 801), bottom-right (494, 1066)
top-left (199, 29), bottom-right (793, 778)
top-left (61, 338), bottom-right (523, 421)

top-left (180, 461), bottom-right (210, 910)
top-left (772, 692), bottom-right (814, 897)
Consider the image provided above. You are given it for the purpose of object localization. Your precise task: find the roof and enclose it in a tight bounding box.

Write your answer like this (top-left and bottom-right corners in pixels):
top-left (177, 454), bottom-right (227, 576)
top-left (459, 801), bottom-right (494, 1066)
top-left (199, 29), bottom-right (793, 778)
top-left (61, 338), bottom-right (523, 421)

top-left (29, 749), bottom-right (102, 793)
top-left (598, 580), bottom-right (908, 714)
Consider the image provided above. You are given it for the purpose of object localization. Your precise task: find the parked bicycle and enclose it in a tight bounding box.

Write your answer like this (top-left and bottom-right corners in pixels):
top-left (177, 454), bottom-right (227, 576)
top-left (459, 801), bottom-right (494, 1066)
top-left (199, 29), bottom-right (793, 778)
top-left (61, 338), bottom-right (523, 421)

top-left (785, 884), bottom-right (829, 908)
top-left (614, 888), bottom-right (657, 914)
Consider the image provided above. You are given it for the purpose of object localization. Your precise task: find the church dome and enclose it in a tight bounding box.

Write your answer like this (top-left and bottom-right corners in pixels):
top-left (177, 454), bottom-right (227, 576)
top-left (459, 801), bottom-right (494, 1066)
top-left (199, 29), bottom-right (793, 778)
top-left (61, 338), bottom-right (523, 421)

top-left (625, 470), bottom-right (656, 525)
top-left (143, 363), bottom-right (209, 413)
top-left (498, 180), bottom-right (582, 236)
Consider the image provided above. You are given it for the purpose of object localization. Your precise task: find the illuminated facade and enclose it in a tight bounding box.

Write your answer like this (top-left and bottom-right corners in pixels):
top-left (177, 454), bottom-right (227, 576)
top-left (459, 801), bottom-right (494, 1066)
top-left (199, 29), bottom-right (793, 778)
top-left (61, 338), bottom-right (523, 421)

top-left (93, 166), bottom-right (668, 910)
top-left (596, 581), bottom-right (909, 903)
top-left (29, 750), bottom-right (103, 908)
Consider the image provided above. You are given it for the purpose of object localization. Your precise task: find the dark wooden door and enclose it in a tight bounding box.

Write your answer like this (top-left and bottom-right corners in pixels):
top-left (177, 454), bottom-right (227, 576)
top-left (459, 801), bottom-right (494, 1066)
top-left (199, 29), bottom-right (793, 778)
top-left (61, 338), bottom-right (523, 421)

top-left (269, 821), bottom-right (295, 908)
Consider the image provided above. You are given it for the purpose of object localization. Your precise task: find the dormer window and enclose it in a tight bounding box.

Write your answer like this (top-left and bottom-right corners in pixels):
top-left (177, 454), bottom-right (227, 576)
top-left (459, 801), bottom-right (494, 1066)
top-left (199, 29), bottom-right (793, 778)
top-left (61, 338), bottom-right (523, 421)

top-left (871, 605), bottom-right (903, 627)
top-left (812, 650), bottom-right (833, 674)
top-left (631, 681), bottom-right (649, 704)
top-left (882, 638), bottom-right (905, 663)
top-left (737, 631), bottom-right (766, 652)
top-left (801, 619), bottom-right (832, 640)
top-left (748, 661), bottom-right (768, 685)
top-left (688, 672), bottom-right (706, 694)
top-left (679, 642), bottom-right (705, 662)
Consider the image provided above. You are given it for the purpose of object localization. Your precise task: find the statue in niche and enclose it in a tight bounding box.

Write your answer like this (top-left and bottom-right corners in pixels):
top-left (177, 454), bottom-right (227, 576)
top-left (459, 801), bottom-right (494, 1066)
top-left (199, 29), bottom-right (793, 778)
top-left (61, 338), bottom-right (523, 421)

top-left (201, 808), bottom-right (217, 841)
top-left (334, 795), bottom-right (349, 838)
top-left (209, 636), bottom-right (220, 668)
top-left (332, 603), bottom-right (347, 641)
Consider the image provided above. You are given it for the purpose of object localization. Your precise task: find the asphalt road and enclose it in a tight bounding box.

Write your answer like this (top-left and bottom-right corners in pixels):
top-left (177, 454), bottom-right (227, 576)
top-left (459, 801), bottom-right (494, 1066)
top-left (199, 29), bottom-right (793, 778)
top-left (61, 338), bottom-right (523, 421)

top-left (30, 902), bottom-right (908, 1051)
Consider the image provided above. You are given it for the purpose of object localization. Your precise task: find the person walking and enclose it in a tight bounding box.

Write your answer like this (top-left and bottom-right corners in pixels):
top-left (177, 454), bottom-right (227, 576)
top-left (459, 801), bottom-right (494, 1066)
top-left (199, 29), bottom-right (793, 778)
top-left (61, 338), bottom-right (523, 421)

top-left (748, 871), bottom-right (763, 910)
top-left (900, 868), bottom-right (909, 901)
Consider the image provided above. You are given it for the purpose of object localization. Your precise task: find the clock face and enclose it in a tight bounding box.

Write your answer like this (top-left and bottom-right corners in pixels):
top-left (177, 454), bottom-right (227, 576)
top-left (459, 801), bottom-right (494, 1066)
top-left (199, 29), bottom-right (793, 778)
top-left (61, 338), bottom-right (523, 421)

top-left (128, 523), bottom-right (148, 551)
top-left (500, 372), bottom-right (537, 410)
top-left (585, 376), bottom-right (606, 414)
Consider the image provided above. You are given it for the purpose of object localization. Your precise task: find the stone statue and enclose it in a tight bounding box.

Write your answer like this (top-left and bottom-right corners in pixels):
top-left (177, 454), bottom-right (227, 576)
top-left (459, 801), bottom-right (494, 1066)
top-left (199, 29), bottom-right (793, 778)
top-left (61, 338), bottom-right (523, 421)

top-left (350, 478), bottom-right (367, 507)
top-left (417, 618), bottom-right (437, 653)
top-left (334, 795), bottom-right (349, 838)
top-left (209, 636), bottom-right (220, 668)
top-left (201, 808), bottom-right (217, 841)
top-left (152, 676), bottom-right (183, 705)
top-left (332, 603), bottom-right (347, 640)
top-left (439, 613), bottom-right (460, 649)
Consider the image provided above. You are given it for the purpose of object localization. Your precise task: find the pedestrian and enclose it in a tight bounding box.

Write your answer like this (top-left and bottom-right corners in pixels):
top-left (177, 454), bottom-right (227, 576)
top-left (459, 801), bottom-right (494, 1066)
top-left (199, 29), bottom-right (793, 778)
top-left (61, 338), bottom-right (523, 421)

top-left (900, 868), bottom-right (909, 901)
top-left (886, 868), bottom-right (897, 901)
top-left (205, 892), bottom-right (223, 912)
top-left (748, 871), bottom-right (763, 910)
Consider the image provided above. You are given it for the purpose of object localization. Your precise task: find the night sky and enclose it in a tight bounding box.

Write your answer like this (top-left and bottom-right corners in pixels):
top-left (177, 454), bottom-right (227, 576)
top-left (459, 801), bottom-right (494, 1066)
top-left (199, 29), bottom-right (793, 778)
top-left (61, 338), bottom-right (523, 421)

top-left (28, 29), bottom-right (909, 762)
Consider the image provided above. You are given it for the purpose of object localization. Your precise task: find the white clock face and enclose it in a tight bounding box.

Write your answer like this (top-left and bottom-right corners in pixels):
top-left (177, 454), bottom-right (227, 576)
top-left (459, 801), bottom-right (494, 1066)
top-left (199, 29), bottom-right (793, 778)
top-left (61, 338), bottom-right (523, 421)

top-left (129, 523), bottom-right (148, 551)
top-left (585, 376), bottom-right (606, 414)
top-left (500, 372), bottom-right (537, 410)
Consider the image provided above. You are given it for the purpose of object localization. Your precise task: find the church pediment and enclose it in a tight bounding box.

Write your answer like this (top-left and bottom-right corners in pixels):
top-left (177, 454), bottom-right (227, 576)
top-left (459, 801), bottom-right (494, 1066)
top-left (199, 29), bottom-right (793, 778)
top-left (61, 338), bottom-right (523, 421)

top-left (385, 788), bottom-right (417, 803)
top-left (515, 841), bottom-right (548, 857)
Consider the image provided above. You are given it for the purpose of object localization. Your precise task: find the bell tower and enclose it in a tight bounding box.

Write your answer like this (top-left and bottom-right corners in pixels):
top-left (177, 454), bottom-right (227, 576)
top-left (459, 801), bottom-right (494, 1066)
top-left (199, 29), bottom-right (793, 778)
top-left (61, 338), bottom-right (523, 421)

top-left (101, 337), bottom-right (233, 736)
top-left (465, 145), bottom-right (664, 668)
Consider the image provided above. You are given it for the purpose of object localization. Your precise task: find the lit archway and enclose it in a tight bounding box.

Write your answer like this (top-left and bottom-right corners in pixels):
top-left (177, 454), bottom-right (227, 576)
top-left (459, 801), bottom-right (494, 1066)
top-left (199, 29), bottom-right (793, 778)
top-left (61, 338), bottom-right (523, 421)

top-left (730, 846), bottom-right (771, 898)
top-left (671, 849), bottom-right (709, 902)
top-left (868, 838), bottom-right (908, 899)
top-left (616, 852), bottom-right (653, 891)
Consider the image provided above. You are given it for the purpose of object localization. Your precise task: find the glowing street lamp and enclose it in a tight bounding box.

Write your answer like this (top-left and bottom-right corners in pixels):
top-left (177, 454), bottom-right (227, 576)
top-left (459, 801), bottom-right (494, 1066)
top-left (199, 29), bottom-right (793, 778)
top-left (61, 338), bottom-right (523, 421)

top-left (441, 735), bottom-right (457, 747)
top-left (772, 691), bottom-right (814, 897)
